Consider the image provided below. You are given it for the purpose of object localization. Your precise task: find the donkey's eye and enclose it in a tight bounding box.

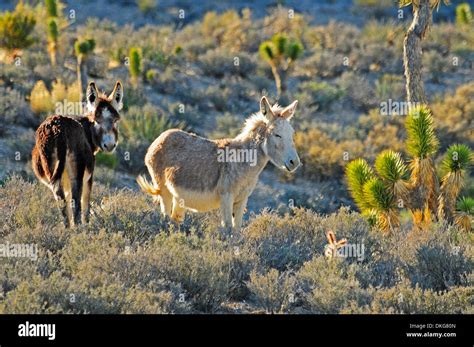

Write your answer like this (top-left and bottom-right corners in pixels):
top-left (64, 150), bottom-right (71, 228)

top-left (275, 134), bottom-right (282, 138)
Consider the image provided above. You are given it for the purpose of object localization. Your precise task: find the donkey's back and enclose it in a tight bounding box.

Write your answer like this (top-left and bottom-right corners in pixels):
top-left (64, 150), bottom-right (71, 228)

top-left (145, 129), bottom-right (225, 192)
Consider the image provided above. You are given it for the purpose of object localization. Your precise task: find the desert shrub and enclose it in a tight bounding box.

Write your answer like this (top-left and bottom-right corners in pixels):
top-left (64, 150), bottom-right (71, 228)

top-left (296, 257), bottom-right (371, 313)
top-left (243, 207), bottom-right (370, 271)
top-left (301, 50), bottom-right (346, 78)
top-left (297, 81), bottom-right (344, 111)
top-left (209, 112), bottom-right (242, 139)
top-left (295, 128), bottom-right (365, 180)
top-left (201, 9), bottom-right (256, 52)
top-left (200, 48), bottom-right (256, 78)
top-left (363, 281), bottom-right (472, 314)
top-left (30, 80), bottom-right (53, 116)
top-left (138, 233), bottom-right (256, 312)
top-left (247, 269), bottom-right (296, 313)
top-left (432, 82), bottom-right (474, 147)
top-left (337, 71), bottom-right (377, 110)
top-left (408, 238), bottom-right (472, 291)
top-left (0, 176), bottom-right (61, 231)
top-left (95, 152), bottom-right (119, 169)
top-left (121, 103), bottom-right (186, 143)
top-left (243, 209), bottom-right (323, 271)
top-left (375, 74), bottom-right (405, 101)
top-left (0, 86), bottom-right (36, 128)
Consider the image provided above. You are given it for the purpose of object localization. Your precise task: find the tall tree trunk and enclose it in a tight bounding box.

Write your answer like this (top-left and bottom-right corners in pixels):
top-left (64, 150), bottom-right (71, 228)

top-left (403, 0), bottom-right (431, 104)
top-left (77, 55), bottom-right (88, 105)
top-left (403, 0), bottom-right (440, 226)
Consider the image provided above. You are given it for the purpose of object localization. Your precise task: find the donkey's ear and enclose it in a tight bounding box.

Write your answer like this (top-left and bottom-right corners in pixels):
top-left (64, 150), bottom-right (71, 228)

top-left (109, 81), bottom-right (123, 111)
top-left (280, 100), bottom-right (298, 120)
top-left (260, 96), bottom-right (275, 121)
top-left (86, 82), bottom-right (99, 111)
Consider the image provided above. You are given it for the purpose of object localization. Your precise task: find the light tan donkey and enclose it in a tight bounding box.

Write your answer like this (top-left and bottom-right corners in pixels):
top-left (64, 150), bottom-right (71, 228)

top-left (137, 96), bottom-right (301, 235)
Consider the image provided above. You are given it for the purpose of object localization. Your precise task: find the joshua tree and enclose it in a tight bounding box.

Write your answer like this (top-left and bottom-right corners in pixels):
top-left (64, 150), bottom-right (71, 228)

top-left (346, 105), bottom-right (473, 233)
top-left (47, 18), bottom-right (59, 66)
top-left (400, 0), bottom-right (448, 103)
top-left (399, 0), bottom-right (450, 223)
top-left (74, 38), bottom-right (95, 102)
top-left (128, 47), bottom-right (142, 86)
top-left (456, 3), bottom-right (473, 26)
top-left (0, 2), bottom-right (36, 62)
top-left (259, 33), bottom-right (303, 99)
top-left (45, 0), bottom-right (60, 66)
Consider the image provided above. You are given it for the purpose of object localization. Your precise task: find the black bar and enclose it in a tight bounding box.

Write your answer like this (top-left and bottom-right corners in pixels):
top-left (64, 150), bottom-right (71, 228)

top-left (0, 314), bottom-right (472, 346)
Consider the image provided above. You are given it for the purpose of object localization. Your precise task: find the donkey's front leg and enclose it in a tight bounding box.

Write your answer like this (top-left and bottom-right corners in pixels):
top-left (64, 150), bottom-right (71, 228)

top-left (220, 192), bottom-right (234, 236)
top-left (81, 169), bottom-right (93, 224)
top-left (71, 167), bottom-right (85, 226)
top-left (233, 197), bottom-right (248, 232)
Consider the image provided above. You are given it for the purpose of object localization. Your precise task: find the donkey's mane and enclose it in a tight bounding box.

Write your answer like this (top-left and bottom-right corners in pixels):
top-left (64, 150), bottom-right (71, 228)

top-left (235, 104), bottom-right (284, 142)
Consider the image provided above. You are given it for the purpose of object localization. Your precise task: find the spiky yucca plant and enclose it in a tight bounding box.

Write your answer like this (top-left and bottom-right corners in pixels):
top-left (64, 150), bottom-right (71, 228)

top-left (438, 144), bottom-right (473, 222)
top-left (129, 47), bottom-right (143, 85)
top-left (74, 38), bottom-right (95, 102)
top-left (346, 105), bottom-right (473, 232)
top-left (375, 150), bottom-right (409, 202)
top-left (456, 3), bottom-right (472, 26)
top-left (346, 159), bottom-right (375, 211)
top-left (47, 18), bottom-right (58, 66)
top-left (363, 178), bottom-right (399, 232)
top-left (455, 197), bottom-right (474, 232)
top-left (0, 3), bottom-right (36, 62)
top-left (405, 105), bottom-right (439, 221)
top-left (259, 33), bottom-right (303, 98)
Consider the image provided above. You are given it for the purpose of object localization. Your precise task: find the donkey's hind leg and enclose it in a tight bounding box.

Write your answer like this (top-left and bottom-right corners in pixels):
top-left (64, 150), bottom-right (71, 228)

top-left (171, 196), bottom-right (185, 224)
top-left (159, 185), bottom-right (173, 217)
top-left (51, 180), bottom-right (70, 228)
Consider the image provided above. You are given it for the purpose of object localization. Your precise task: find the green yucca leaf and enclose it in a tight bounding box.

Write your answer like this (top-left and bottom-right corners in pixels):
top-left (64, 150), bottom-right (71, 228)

top-left (259, 41), bottom-right (274, 62)
top-left (272, 33), bottom-right (287, 56)
top-left (362, 208), bottom-right (379, 227)
top-left (457, 196), bottom-right (474, 215)
top-left (456, 3), bottom-right (473, 25)
top-left (0, 4), bottom-right (36, 51)
top-left (286, 41), bottom-right (304, 61)
top-left (47, 18), bottom-right (58, 42)
top-left (375, 150), bottom-right (408, 183)
top-left (441, 144), bottom-right (473, 174)
top-left (74, 38), bottom-right (95, 56)
top-left (129, 47), bottom-right (142, 79)
top-left (45, 0), bottom-right (58, 18)
top-left (346, 159), bottom-right (375, 210)
top-left (405, 105), bottom-right (439, 159)
top-left (363, 178), bottom-right (393, 211)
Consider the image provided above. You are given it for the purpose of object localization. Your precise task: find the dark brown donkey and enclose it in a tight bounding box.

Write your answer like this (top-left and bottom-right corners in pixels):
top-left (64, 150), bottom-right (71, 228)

top-left (32, 81), bottom-right (124, 227)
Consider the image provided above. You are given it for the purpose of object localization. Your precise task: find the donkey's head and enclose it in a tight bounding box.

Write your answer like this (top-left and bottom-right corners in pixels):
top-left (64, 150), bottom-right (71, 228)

top-left (260, 96), bottom-right (300, 173)
top-left (86, 81), bottom-right (124, 152)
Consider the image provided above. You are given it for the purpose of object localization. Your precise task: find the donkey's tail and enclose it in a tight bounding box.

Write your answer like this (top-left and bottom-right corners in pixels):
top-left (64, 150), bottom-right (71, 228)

top-left (39, 144), bottom-right (66, 185)
top-left (137, 175), bottom-right (161, 196)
